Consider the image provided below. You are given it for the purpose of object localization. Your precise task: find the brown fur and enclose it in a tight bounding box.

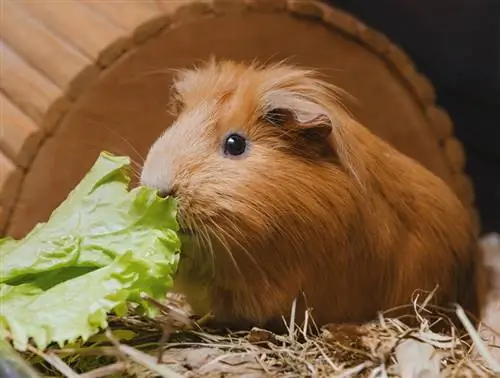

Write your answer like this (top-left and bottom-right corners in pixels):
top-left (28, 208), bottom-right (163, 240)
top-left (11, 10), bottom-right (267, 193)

top-left (141, 60), bottom-right (486, 332)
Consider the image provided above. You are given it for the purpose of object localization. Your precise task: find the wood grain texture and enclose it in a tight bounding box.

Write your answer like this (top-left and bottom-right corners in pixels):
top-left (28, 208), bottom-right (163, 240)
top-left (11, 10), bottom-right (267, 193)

top-left (0, 152), bottom-right (23, 235)
top-left (444, 137), bottom-right (466, 173)
top-left (322, 5), bottom-right (359, 36)
top-left (18, 0), bottom-right (130, 66)
top-left (156, 0), bottom-right (213, 20)
top-left (385, 44), bottom-right (413, 72)
top-left (245, 0), bottom-right (287, 11)
top-left (0, 94), bottom-right (43, 168)
top-left (453, 173), bottom-right (475, 206)
top-left (426, 106), bottom-right (454, 141)
top-left (0, 0), bottom-right (99, 99)
top-left (0, 41), bottom-right (69, 133)
top-left (213, 0), bottom-right (248, 13)
top-left (288, 0), bottom-right (324, 19)
top-left (0, 151), bottom-right (23, 214)
top-left (81, 0), bottom-right (169, 43)
top-left (0, 207), bottom-right (7, 235)
top-left (81, 0), bottom-right (162, 30)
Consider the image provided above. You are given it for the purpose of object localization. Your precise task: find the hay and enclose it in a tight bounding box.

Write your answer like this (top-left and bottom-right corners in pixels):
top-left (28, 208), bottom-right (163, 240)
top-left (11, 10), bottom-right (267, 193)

top-left (13, 289), bottom-right (499, 378)
top-left (8, 233), bottom-right (500, 377)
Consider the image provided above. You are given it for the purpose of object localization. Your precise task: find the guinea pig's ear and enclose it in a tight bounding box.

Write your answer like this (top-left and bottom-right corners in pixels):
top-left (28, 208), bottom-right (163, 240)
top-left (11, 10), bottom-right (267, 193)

top-left (292, 109), bottom-right (332, 142)
top-left (264, 106), bottom-right (332, 142)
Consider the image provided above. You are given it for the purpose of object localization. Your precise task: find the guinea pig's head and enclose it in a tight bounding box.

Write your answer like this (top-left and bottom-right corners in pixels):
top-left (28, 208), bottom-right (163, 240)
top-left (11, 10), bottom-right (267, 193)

top-left (140, 60), bottom-right (364, 279)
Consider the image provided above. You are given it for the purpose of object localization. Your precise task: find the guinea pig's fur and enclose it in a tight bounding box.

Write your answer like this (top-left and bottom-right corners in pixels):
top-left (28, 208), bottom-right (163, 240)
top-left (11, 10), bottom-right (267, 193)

top-left (141, 59), bottom-right (486, 332)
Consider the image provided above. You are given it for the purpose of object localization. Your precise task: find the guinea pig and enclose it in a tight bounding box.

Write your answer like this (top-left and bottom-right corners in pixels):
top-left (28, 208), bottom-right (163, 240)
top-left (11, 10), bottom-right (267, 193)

top-left (140, 59), bottom-right (486, 332)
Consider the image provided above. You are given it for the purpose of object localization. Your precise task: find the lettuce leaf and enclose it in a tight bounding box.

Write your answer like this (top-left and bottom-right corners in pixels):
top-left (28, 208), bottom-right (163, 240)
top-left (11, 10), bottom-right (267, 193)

top-left (0, 152), bottom-right (181, 351)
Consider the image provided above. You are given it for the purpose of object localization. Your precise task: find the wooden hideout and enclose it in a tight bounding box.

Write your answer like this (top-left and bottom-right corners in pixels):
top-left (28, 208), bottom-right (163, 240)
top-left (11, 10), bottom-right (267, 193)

top-left (0, 0), bottom-right (478, 238)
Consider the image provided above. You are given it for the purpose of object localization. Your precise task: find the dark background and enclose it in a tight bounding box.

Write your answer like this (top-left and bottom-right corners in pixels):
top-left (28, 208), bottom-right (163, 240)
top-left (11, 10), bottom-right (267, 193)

top-left (328, 0), bottom-right (500, 234)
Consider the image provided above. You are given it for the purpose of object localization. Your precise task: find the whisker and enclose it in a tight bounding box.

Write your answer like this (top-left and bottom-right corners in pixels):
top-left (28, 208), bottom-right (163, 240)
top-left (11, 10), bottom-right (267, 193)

top-left (214, 214), bottom-right (269, 282)
top-left (180, 214), bottom-right (216, 279)
top-left (185, 215), bottom-right (201, 254)
top-left (129, 161), bottom-right (144, 182)
top-left (189, 216), bottom-right (204, 258)
top-left (120, 67), bottom-right (180, 84)
top-left (197, 218), bottom-right (216, 277)
top-left (206, 220), bottom-right (244, 278)
top-left (50, 138), bottom-right (144, 182)
top-left (201, 221), bottom-right (218, 274)
top-left (79, 115), bottom-right (146, 164)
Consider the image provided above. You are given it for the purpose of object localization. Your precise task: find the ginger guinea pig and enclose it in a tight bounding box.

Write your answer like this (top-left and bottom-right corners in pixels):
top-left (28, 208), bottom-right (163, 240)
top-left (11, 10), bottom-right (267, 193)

top-left (141, 60), bottom-right (484, 331)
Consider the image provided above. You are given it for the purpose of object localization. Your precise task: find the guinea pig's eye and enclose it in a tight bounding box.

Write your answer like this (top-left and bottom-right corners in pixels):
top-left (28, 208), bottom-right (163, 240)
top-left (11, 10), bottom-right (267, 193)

top-left (224, 133), bottom-right (247, 157)
top-left (264, 108), bottom-right (290, 126)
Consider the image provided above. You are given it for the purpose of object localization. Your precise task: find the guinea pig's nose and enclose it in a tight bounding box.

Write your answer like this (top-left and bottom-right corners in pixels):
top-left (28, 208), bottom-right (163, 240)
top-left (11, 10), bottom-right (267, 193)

top-left (157, 186), bottom-right (177, 198)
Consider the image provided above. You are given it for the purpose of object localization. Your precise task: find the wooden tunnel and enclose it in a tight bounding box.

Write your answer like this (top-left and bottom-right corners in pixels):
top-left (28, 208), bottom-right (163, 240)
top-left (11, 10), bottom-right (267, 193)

top-left (0, 0), bottom-right (478, 238)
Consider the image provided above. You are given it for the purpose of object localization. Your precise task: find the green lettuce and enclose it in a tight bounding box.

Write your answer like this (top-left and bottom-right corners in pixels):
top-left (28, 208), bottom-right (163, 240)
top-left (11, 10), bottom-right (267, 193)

top-left (0, 152), bottom-right (181, 351)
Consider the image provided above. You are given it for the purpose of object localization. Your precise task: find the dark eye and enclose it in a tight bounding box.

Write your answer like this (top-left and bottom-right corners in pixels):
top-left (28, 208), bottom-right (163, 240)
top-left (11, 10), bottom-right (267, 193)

top-left (224, 133), bottom-right (247, 156)
top-left (265, 108), bottom-right (290, 126)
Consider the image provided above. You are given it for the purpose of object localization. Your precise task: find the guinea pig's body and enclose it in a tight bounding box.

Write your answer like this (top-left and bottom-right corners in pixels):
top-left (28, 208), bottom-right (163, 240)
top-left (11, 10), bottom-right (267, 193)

top-left (141, 60), bottom-right (485, 331)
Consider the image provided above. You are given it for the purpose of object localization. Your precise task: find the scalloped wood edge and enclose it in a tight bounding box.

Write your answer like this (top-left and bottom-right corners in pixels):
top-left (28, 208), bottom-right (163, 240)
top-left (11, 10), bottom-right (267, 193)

top-left (0, 0), bottom-right (478, 236)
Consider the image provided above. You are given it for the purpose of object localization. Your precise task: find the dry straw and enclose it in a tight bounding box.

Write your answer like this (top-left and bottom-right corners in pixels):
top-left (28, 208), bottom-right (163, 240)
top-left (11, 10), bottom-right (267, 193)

top-left (15, 288), bottom-right (499, 378)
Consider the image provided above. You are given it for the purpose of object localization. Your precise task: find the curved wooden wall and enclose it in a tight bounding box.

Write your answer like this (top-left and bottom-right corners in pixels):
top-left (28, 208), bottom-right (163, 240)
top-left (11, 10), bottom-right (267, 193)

top-left (0, 0), bottom-right (477, 236)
